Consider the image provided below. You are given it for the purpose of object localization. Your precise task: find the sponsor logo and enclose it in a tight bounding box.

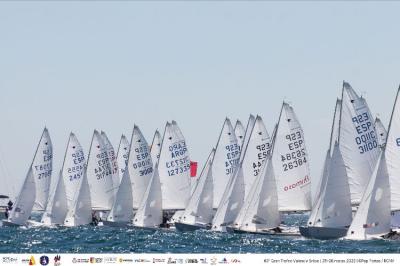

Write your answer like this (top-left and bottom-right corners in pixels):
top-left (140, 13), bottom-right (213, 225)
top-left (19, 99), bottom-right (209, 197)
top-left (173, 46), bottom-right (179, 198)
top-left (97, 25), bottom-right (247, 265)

top-left (29, 256), bottom-right (36, 265)
top-left (72, 258), bottom-right (90, 264)
top-left (133, 258), bottom-right (151, 263)
top-left (230, 258), bottom-right (241, 264)
top-left (153, 258), bottom-right (166, 263)
top-left (199, 258), bottom-right (208, 264)
top-left (54, 255), bottom-right (61, 266)
top-left (40, 256), bottom-right (49, 266)
top-left (210, 257), bottom-right (218, 266)
top-left (104, 257), bottom-right (118, 264)
top-left (185, 259), bottom-right (198, 264)
top-left (284, 175), bottom-right (310, 191)
top-left (2, 257), bottom-right (18, 264)
top-left (118, 258), bottom-right (133, 263)
top-left (90, 257), bottom-right (103, 264)
top-left (219, 258), bottom-right (228, 264)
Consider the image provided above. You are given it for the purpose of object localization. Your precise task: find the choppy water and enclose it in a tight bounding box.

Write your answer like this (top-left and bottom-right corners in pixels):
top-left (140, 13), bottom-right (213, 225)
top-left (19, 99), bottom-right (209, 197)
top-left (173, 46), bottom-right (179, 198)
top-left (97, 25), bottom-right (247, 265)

top-left (0, 213), bottom-right (399, 253)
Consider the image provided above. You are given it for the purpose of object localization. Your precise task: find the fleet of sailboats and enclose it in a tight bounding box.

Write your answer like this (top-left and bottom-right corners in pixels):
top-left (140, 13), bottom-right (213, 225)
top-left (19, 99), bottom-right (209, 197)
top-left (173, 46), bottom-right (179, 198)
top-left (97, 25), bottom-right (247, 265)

top-left (2, 82), bottom-right (400, 241)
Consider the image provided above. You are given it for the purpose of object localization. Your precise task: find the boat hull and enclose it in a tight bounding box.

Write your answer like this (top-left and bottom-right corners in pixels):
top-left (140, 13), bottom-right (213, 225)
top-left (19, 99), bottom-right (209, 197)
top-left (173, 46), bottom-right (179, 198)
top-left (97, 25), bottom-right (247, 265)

top-left (1, 220), bottom-right (23, 227)
top-left (175, 222), bottom-right (210, 232)
top-left (299, 226), bottom-right (348, 240)
top-left (232, 227), bottom-right (300, 236)
top-left (102, 220), bottom-right (130, 227)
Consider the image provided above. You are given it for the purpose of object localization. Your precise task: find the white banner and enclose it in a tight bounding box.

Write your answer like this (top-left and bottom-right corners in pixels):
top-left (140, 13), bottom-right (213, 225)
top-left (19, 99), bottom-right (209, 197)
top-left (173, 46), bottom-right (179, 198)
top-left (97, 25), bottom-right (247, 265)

top-left (0, 253), bottom-right (398, 266)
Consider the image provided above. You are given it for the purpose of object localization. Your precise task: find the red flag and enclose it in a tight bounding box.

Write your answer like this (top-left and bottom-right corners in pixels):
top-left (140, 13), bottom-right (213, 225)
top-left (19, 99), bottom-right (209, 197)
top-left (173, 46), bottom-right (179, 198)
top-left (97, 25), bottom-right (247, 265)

top-left (190, 161), bottom-right (198, 177)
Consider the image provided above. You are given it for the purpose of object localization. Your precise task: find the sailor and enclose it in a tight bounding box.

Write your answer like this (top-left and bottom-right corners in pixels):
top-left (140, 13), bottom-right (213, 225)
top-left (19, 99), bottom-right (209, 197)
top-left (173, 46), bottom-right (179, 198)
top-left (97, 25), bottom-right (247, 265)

top-left (7, 200), bottom-right (13, 210)
top-left (160, 213), bottom-right (170, 228)
top-left (91, 211), bottom-right (99, 226)
top-left (5, 207), bottom-right (9, 219)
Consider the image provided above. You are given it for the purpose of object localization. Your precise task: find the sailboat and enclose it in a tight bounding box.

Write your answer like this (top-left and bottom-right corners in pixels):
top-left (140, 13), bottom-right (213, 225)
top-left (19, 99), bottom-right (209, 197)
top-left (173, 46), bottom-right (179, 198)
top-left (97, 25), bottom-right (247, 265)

top-left (86, 130), bottom-right (114, 218)
top-left (104, 166), bottom-right (133, 227)
top-left (132, 162), bottom-right (163, 229)
top-left (101, 131), bottom-right (120, 195)
top-left (175, 149), bottom-right (215, 231)
top-left (345, 86), bottom-right (400, 237)
top-left (2, 128), bottom-right (52, 226)
top-left (158, 121), bottom-right (191, 222)
top-left (272, 102), bottom-right (311, 212)
top-left (212, 116), bottom-right (271, 232)
top-left (40, 170), bottom-right (68, 226)
top-left (116, 134), bottom-right (130, 185)
top-left (339, 82), bottom-right (380, 206)
top-left (299, 100), bottom-right (352, 239)
top-left (61, 133), bottom-right (91, 226)
top-left (127, 125), bottom-right (153, 212)
top-left (375, 117), bottom-right (387, 147)
top-left (234, 120), bottom-right (245, 152)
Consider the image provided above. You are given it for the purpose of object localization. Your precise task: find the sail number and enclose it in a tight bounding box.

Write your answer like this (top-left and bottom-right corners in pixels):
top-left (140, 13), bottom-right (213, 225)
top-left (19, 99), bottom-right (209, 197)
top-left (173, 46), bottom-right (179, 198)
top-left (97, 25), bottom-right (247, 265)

top-left (225, 144), bottom-right (240, 175)
top-left (252, 142), bottom-right (271, 176)
top-left (166, 141), bottom-right (190, 177)
top-left (352, 113), bottom-right (377, 154)
top-left (281, 131), bottom-right (307, 172)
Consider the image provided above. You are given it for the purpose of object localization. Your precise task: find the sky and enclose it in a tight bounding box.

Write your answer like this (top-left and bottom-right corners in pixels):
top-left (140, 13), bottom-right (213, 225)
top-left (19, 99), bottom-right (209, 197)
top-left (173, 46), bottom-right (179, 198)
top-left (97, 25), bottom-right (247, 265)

top-left (0, 1), bottom-right (400, 198)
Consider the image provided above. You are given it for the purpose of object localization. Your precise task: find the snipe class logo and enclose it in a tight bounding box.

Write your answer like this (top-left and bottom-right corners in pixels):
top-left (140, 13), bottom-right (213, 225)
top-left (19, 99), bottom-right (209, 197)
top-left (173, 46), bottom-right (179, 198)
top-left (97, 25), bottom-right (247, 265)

top-left (40, 256), bottom-right (49, 266)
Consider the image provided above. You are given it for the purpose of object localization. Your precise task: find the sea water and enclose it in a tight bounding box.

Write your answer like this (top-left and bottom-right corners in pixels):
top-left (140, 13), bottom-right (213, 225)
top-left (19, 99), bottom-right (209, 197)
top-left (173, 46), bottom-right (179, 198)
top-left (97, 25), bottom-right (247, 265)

top-left (0, 213), bottom-right (399, 253)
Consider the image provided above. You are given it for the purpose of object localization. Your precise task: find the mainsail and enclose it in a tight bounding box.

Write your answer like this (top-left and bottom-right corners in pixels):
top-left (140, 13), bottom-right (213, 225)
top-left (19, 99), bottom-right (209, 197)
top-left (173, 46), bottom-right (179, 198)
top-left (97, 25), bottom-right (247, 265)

top-left (272, 102), bottom-right (311, 211)
top-left (133, 163), bottom-right (162, 228)
top-left (101, 131), bottom-right (120, 194)
top-left (339, 82), bottom-right (380, 205)
top-left (86, 130), bottom-right (114, 211)
top-left (158, 122), bottom-right (191, 210)
top-left (64, 168), bottom-right (92, 226)
top-left (241, 115), bottom-right (271, 199)
top-left (6, 168), bottom-right (36, 225)
top-left (211, 118), bottom-right (240, 209)
top-left (116, 134), bottom-right (130, 185)
top-left (180, 149), bottom-right (215, 226)
top-left (62, 133), bottom-right (86, 211)
top-left (41, 170), bottom-right (68, 225)
top-left (128, 125), bottom-right (153, 209)
top-left (32, 128), bottom-right (53, 211)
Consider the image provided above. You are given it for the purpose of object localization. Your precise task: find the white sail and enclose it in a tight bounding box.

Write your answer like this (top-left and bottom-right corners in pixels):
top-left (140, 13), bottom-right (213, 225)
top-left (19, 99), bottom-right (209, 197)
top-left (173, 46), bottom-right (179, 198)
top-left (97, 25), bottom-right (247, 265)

top-left (107, 166), bottom-right (133, 223)
top-left (272, 102), bottom-right (311, 211)
top-left (41, 171), bottom-right (68, 225)
top-left (375, 118), bottom-right (387, 147)
top-left (6, 168), bottom-right (36, 225)
top-left (242, 115), bottom-right (271, 199)
top-left (384, 88), bottom-right (400, 212)
top-left (32, 128), bottom-right (53, 211)
top-left (101, 131), bottom-right (120, 193)
top-left (313, 99), bottom-right (341, 205)
top-left (211, 163), bottom-right (245, 231)
top-left (64, 168), bottom-right (92, 226)
top-left (235, 157), bottom-right (280, 231)
top-left (128, 125), bottom-right (153, 209)
top-left (116, 134), bottom-right (130, 185)
top-left (150, 130), bottom-right (162, 166)
top-left (62, 133), bottom-right (86, 211)
top-left (308, 143), bottom-right (352, 228)
top-left (211, 118), bottom-right (240, 208)
top-left (133, 163), bottom-right (162, 228)
top-left (242, 115), bottom-right (256, 153)
top-left (346, 151), bottom-right (390, 240)
top-left (158, 122), bottom-right (191, 210)
top-left (339, 82), bottom-right (380, 205)
top-left (180, 149), bottom-right (215, 225)
top-left (86, 130), bottom-right (114, 211)
top-left (234, 120), bottom-right (245, 152)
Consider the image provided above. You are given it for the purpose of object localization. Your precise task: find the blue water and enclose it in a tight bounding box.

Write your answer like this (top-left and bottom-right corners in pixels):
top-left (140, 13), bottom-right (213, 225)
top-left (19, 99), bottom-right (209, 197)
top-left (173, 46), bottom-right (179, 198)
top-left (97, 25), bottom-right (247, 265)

top-left (0, 214), bottom-right (399, 253)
